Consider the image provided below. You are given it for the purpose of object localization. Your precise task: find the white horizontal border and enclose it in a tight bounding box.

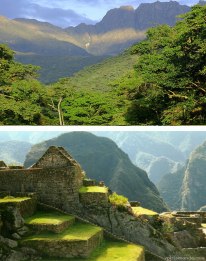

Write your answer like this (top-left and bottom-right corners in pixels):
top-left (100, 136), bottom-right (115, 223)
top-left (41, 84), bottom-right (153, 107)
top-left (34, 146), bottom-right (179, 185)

top-left (0, 126), bottom-right (206, 132)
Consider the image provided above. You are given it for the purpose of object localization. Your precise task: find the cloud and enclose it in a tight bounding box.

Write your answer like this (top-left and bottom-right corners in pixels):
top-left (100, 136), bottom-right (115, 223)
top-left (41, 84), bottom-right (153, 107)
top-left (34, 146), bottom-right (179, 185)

top-left (0, 0), bottom-right (96, 27)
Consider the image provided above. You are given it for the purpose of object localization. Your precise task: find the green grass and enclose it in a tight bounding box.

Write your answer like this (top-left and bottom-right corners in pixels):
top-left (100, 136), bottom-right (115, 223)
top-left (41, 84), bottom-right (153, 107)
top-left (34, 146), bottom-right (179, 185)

top-left (40, 240), bottom-right (144, 261)
top-left (109, 193), bottom-right (128, 206)
top-left (89, 240), bottom-right (144, 261)
top-left (132, 207), bottom-right (158, 216)
top-left (24, 222), bottom-right (102, 242)
top-left (25, 211), bottom-right (75, 225)
top-left (201, 224), bottom-right (206, 228)
top-left (0, 196), bottom-right (31, 203)
top-left (79, 186), bottom-right (108, 193)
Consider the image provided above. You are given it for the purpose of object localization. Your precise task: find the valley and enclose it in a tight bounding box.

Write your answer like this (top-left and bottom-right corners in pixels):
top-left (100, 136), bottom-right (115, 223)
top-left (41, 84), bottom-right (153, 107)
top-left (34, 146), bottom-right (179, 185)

top-left (0, 1), bottom-right (205, 125)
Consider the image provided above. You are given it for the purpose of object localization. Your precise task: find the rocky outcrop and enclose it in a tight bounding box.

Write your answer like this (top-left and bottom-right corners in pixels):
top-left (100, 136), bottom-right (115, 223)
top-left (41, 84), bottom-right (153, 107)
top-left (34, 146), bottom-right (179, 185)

top-left (80, 204), bottom-right (176, 257)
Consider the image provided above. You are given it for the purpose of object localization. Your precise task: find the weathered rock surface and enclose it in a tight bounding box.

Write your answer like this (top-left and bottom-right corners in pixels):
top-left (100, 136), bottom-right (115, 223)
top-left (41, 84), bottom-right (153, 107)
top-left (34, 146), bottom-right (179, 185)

top-left (80, 205), bottom-right (176, 257)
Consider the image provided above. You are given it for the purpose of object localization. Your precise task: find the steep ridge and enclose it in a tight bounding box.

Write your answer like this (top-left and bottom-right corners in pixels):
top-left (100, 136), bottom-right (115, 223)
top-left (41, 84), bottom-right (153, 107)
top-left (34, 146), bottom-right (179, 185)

top-left (181, 142), bottom-right (206, 211)
top-left (65, 1), bottom-right (190, 55)
top-left (24, 132), bottom-right (168, 212)
top-left (94, 131), bottom-right (185, 185)
top-left (158, 139), bottom-right (206, 211)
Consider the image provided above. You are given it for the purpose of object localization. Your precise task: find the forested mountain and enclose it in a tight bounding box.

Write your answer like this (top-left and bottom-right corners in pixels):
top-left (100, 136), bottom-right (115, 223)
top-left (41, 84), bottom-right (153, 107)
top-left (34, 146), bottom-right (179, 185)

top-left (158, 139), bottom-right (206, 211)
top-left (24, 132), bottom-right (168, 212)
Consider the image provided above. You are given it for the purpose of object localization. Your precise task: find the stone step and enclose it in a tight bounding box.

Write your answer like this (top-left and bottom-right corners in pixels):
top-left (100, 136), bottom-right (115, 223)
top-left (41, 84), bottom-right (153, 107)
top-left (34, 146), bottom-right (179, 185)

top-left (39, 240), bottom-right (145, 261)
top-left (21, 222), bottom-right (103, 258)
top-left (25, 211), bottom-right (75, 234)
top-left (182, 247), bottom-right (206, 260)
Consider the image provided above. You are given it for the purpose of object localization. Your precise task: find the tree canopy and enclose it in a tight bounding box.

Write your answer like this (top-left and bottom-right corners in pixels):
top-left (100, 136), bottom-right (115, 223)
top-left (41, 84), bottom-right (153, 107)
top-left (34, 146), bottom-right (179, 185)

top-left (125, 4), bottom-right (206, 125)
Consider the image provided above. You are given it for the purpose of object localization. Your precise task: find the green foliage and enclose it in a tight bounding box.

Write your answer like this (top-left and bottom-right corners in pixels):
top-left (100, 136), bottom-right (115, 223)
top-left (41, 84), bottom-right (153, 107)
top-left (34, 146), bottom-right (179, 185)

top-left (109, 192), bottom-right (128, 206)
top-left (125, 5), bottom-right (206, 125)
top-left (0, 44), bottom-right (59, 125)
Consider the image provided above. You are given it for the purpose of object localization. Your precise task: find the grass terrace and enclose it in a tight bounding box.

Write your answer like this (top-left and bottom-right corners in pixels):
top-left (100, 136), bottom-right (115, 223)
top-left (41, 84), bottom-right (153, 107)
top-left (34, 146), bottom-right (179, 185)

top-left (25, 211), bottom-right (75, 226)
top-left (79, 186), bottom-right (108, 193)
top-left (0, 196), bottom-right (31, 203)
top-left (202, 224), bottom-right (206, 228)
top-left (23, 222), bottom-right (102, 242)
top-left (40, 240), bottom-right (144, 261)
top-left (132, 207), bottom-right (158, 216)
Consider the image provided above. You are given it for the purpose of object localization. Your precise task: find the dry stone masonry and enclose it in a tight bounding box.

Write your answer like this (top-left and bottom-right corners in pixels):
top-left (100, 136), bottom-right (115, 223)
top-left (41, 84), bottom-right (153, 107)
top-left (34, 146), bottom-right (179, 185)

top-left (0, 147), bottom-right (84, 213)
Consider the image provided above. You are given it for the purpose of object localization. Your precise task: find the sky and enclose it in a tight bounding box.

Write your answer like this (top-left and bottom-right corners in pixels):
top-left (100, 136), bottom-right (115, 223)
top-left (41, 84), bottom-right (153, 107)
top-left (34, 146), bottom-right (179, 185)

top-left (0, 0), bottom-right (200, 28)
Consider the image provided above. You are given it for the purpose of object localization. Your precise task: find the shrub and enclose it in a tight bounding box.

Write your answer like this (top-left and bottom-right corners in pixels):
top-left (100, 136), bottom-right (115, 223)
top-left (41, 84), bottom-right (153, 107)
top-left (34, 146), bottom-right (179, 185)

top-left (109, 192), bottom-right (128, 207)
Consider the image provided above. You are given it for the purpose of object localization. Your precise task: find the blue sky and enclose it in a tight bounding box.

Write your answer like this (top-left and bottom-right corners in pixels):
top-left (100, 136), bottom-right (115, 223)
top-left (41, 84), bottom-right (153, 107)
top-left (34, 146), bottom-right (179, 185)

top-left (0, 0), bottom-right (200, 27)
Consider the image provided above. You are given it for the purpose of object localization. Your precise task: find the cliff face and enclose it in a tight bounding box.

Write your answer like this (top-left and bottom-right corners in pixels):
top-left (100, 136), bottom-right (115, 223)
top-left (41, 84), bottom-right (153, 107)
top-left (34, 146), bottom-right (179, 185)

top-left (65, 1), bottom-right (190, 55)
top-left (135, 1), bottom-right (190, 30)
top-left (181, 142), bottom-right (206, 211)
top-left (24, 132), bottom-right (168, 212)
top-left (158, 139), bottom-right (206, 211)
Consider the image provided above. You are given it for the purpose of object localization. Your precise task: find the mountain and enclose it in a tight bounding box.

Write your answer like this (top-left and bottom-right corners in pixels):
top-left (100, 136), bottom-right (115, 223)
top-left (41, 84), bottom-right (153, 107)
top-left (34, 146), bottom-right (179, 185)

top-left (65, 1), bottom-right (190, 55)
top-left (0, 140), bottom-right (32, 165)
top-left (0, 16), bottom-right (107, 83)
top-left (181, 141), bottom-right (206, 211)
top-left (0, 1), bottom-right (194, 83)
top-left (24, 132), bottom-right (168, 212)
top-left (93, 132), bottom-right (185, 185)
top-left (158, 139), bottom-right (206, 211)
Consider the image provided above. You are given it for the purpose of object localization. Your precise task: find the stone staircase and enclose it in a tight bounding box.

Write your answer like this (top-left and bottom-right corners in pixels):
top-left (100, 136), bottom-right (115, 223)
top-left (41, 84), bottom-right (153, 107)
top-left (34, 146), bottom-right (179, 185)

top-left (21, 210), bottom-right (145, 260)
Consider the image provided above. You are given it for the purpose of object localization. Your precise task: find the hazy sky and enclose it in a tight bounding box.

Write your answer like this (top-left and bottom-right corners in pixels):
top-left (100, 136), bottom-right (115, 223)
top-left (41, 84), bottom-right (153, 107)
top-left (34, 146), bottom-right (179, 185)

top-left (0, 0), bottom-right (200, 27)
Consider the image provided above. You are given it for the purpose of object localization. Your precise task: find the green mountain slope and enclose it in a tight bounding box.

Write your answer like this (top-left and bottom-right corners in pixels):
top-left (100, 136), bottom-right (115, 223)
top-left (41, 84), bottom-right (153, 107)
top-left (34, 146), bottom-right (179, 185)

top-left (61, 51), bottom-right (139, 92)
top-left (24, 132), bottom-right (168, 212)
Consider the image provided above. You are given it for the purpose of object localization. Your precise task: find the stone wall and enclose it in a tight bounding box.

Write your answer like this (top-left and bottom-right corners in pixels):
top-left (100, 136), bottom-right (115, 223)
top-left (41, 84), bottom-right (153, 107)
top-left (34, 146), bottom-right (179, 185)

top-left (22, 230), bottom-right (103, 258)
top-left (0, 166), bottom-right (83, 213)
top-left (79, 192), bottom-right (109, 207)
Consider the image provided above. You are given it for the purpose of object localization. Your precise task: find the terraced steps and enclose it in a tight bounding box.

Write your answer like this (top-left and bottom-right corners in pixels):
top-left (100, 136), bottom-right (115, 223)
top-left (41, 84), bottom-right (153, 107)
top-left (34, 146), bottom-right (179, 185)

top-left (20, 209), bottom-right (145, 260)
top-left (40, 240), bottom-right (145, 261)
top-left (25, 211), bottom-right (75, 233)
top-left (22, 222), bottom-right (103, 258)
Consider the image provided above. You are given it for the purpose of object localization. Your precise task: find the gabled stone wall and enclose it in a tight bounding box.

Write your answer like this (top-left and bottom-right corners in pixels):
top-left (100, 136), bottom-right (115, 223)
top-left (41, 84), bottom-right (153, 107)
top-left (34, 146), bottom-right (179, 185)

top-left (0, 167), bottom-right (83, 213)
top-left (0, 146), bottom-right (85, 213)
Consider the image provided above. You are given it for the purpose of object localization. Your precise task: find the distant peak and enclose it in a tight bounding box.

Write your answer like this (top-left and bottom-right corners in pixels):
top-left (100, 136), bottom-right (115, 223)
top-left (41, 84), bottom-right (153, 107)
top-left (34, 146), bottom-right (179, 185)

top-left (119, 5), bottom-right (134, 11)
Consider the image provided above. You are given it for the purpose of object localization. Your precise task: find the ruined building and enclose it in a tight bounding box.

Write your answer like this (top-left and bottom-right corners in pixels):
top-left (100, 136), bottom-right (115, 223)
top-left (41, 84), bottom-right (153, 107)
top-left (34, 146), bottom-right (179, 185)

top-left (0, 146), bottom-right (84, 213)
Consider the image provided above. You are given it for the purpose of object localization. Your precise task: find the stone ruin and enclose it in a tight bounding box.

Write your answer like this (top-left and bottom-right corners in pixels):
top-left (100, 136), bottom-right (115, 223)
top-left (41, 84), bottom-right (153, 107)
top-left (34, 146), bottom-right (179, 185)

top-left (0, 146), bottom-right (205, 260)
top-left (0, 146), bottom-right (84, 213)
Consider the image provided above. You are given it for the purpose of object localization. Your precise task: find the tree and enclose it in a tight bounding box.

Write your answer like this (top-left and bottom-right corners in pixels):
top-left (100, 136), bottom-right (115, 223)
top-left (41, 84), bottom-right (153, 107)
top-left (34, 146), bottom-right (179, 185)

top-left (126, 4), bottom-right (206, 125)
